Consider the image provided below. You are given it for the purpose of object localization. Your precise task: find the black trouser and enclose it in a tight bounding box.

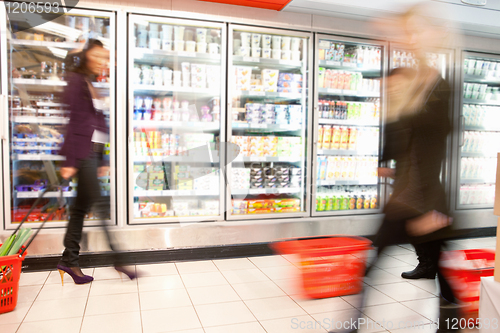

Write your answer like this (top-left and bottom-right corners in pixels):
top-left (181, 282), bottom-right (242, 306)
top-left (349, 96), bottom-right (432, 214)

top-left (59, 153), bottom-right (122, 267)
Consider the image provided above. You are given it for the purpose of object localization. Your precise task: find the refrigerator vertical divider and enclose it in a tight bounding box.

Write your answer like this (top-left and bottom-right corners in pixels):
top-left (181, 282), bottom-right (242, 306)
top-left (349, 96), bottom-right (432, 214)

top-left (311, 33), bottom-right (319, 216)
top-left (220, 23), bottom-right (228, 220)
top-left (128, 14), bottom-right (136, 224)
top-left (108, 12), bottom-right (117, 226)
top-left (226, 24), bottom-right (234, 220)
top-left (1, 5), bottom-right (10, 229)
top-left (304, 31), bottom-right (314, 215)
top-left (116, 10), bottom-right (127, 227)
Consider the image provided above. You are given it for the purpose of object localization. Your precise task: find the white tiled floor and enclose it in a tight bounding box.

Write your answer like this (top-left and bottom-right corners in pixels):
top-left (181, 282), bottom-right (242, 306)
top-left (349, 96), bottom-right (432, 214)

top-left (1, 237), bottom-right (494, 332)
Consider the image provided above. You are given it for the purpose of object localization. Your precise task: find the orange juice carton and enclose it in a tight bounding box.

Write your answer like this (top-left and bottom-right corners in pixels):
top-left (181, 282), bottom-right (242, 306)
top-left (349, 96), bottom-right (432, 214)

top-left (347, 157), bottom-right (356, 180)
top-left (348, 127), bottom-right (358, 150)
top-left (318, 156), bottom-right (328, 180)
top-left (334, 156), bottom-right (343, 180)
top-left (322, 126), bottom-right (333, 149)
top-left (331, 126), bottom-right (341, 150)
top-left (326, 156), bottom-right (337, 180)
top-left (339, 127), bottom-right (349, 150)
top-left (341, 156), bottom-right (349, 179)
top-left (318, 126), bottom-right (324, 149)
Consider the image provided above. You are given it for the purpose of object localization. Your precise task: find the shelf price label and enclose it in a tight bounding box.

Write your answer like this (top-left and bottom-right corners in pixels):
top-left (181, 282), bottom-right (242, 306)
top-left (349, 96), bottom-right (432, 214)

top-left (327, 89), bottom-right (343, 95)
top-left (343, 63), bottom-right (357, 68)
top-left (243, 57), bottom-right (260, 63)
top-left (325, 61), bottom-right (341, 66)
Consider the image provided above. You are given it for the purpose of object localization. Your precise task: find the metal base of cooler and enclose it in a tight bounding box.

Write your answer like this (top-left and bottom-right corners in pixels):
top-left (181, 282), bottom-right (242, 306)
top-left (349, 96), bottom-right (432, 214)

top-left (1, 214), bottom-right (385, 257)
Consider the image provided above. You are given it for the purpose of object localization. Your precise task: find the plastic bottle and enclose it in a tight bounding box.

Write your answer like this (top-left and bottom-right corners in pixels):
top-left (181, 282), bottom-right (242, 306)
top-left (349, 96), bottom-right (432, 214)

top-left (327, 189), bottom-right (335, 211)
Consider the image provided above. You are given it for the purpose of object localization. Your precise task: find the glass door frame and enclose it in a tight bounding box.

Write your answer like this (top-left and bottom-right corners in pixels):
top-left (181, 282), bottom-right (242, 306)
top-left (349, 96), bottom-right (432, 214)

top-left (312, 34), bottom-right (388, 217)
top-left (226, 24), bottom-right (313, 221)
top-left (0, 7), bottom-right (117, 230)
top-left (127, 14), bottom-right (227, 224)
top-left (388, 43), bottom-right (455, 211)
top-left (452, 50), bottom-right (500, 211)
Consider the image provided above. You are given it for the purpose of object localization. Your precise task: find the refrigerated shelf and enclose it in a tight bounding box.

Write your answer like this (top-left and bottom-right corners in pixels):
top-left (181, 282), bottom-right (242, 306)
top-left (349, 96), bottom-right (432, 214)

top-left (232, 188), bottom-right (302, 195)
top-left (460, 179), bottom-right (495, 184)
top-left (133, 120), bottom-right (220, 132)
top-left (15, 191), bottom-right (110, 198)
top-left (317, 149), bottom-right (378, 156)
top-left (461, 152), bottom-right (498, 158)
top-left (135, 189), bottom-right (219, 197)
top-left (133, 155), bottom-right (220, 163)
top-left (464, 74), bottom-right (500, 84)
top-left (318, 88), bottom-right (380, 98)
top-left (9, 39), bottom-right (83, 49)
top-left (233, 56), bottom-right (302, 70)
top-left (318, 119), bottom-right (379, 127)
top-left (234, 156), bottom-right (302, 162)
top-left (12, 154), bottom-right (65, 161)
top-left (463, 99), bottom-right (500, 106)
top-left (464, 125), bottom-right (500, 132)
top-left (13, 79), bottom-right (110, 90)
top-left (12, 116), bottom-right (68, 124)
top-left (232, 123), bottom-right (302, 132)
top-left (133, 85), bottom-right (219, 97)
top-left (319, 60), bottom-right (381, 72)
top-left (317, 180), bottom-right (378, 186)
top-left (236, 90), bottom-right (302, 100)
top-left (133, 48), bottom-right (221, 64)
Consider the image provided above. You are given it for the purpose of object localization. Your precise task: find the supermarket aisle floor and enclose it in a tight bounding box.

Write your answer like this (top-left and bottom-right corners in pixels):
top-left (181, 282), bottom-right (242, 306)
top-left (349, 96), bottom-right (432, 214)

top-left (0, 237), bottom-right (495, 333)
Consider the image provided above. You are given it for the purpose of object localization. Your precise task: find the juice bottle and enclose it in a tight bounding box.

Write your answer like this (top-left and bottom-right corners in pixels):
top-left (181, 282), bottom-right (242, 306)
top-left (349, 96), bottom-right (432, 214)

top-left (364, 193), bottom-right (371, 209)
top-left (341, 192), bottom-right (349, 210)
top-left (340, 127), bottom-right (349, 150)
top-left (332, 71), bottom-right (339, 89)
top-left (322, 126), bottom-right (333, 149)
top-left (331, 126), bottom-right (341, 150)
top-left (329, 101), bottom-right (336, 119)
top-left (356, 190), bottom-right (364, 209)
top-left (348, 127), bottom-right (358, 150)
top-left (370, 191), bottom-right (378, 209)
top-left (349, 192), bottom-right (356, 209)
top-left (320, 191), bottom-right (327, 211)
top-left (327, 190), bottom-right (334, 211)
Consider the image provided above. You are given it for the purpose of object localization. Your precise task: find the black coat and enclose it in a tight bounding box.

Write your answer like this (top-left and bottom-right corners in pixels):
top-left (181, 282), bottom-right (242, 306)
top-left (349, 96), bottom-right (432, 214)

top-left (377, 77), bottom-right (452, 245)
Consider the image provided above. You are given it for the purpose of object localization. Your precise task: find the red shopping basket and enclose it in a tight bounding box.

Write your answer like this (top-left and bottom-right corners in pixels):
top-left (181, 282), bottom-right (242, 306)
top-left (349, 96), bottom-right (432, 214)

top-left (0, 247), bottom-right (27, 314)
top-left (272, 236), bottom-right (372, 299)
top-left (440, 249), bottom-right (495, 319)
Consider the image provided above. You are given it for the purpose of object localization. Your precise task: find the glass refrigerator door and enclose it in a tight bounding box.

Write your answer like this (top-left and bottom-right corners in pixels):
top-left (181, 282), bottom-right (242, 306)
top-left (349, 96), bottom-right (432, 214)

top-left (129, 15), bottom-right (225, 223)
top-left (313, 36), bottom-right (385, 216)
top-left (227, 25), bottom-right (312, 219)
top-left (2, 9), bottom-right (115, 228)
top-left (457, 52), bottom-right (500, 209)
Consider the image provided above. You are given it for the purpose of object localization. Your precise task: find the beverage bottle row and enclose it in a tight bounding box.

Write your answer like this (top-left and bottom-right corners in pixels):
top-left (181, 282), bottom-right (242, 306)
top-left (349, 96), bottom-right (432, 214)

top-left (464, 105), bottom-right (500, 127)
top-left (318, 69), bottom-right (380, 93)
top-left (317, 156), bottom-right (378, 181)
top-left (318, 100), bottom-right (379, 121)
top-left (318, 41), bottom-right (381, 67)
top-left (318, 126), bottom-right (379, 152)
top-left (460, 157), bottom-right (497, 181)
top-left (462, 131), bottom-right (500, 154)
top-left (460, 184), bottom-right (495, 206)
top-left (316, 186), bottom-right (378, 211)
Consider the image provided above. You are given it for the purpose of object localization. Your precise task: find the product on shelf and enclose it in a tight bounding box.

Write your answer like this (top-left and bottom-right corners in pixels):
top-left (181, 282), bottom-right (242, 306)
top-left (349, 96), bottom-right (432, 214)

top-left (316, 185), bottom-right (378, 211)
top-left (318, 69), bottom-right (380, 93)
top-left (464, 105), bottom-right (500, 127)
top-left (277, 73), bottom-right (303, 93)
top-left (234, 32), bottom-right (302, 62)
top-left (460, 184), bottom-right (495, 206)
top-left (231, 136), bottom-right (302, 158)
top-left (133, 131), bottom-right (215, 157)
top-left (231, 198), bottom-right (301, 214)
top-left (232, 165), bottom-right (301, 190)
top-left (318, 126), bottom-right (379, 152)
top-left (134, 63), bottom-right (220, 89)
top-left (134, 198), bottom-right (219, 218)
top-left (317, 156), bottom-right (378, 182)
top-left (460, 157), bottom-right (497, 182)
top-left (463, 83), bottom-right (500, 101)
top-left (464, 58), bottom-right (500, 77)
top-left (237, 103), bottom-right (302, 126)
top-left (462, 131), bottom-right (500, 154)
top-left (133, 97), bottom-right (218, 122)
top-left (318, 99), bottom-right (380, 121)
top-left (318, 42), bottom-right (380, 67)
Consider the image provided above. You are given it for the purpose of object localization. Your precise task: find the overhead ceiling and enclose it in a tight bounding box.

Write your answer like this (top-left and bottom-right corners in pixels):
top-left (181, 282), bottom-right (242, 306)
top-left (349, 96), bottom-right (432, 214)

top-left (282, 0), bottom-right (500, 37)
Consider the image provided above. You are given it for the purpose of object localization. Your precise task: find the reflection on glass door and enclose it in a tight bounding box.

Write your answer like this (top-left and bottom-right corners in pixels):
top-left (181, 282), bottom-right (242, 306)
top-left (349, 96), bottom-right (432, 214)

top-left (129, 15), bottom-right (225, 223)
top-left (3, 9), bottom-right (115, 227)
top-left (458, 52), bottom-right (500, 209)
top-left (313, 36), bottom-right (385, 215)
top-left (227, 26), bottom-right (311, 218)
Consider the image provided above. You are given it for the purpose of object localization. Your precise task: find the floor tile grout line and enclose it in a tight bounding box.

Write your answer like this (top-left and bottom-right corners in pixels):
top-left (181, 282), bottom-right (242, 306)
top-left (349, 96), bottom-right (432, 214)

top-left (78, 269), bottom-right (95, 333)
top-left (175, 261), bottom-right (205, 331)
top-left (212, 257), bottom-right (269, 332)
top-left (14, 271), bottom-right (51, 331)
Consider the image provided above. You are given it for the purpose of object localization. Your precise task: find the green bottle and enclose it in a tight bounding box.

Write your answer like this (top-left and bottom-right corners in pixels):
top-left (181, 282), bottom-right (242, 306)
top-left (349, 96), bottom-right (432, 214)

top-left (326, 190), bottom-right (334, 211)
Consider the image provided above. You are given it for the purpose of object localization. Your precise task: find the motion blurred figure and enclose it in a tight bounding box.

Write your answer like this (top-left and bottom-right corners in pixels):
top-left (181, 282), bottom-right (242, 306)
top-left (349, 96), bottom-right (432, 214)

top-left (58, 39), bottom-right (136, 284)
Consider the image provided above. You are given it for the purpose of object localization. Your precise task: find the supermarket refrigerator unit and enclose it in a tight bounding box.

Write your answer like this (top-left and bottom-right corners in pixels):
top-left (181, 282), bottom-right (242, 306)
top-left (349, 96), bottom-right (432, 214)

top-left (312, 35), bottom-right (386, 216)
top-left (128, 15), bottom-right (226, 223)
top-left (226, 25), bottom-right (312, 219)
top-left (453, 52), bottom-right (500, 215)
top-left (1, 8), bottom-right (116, 229)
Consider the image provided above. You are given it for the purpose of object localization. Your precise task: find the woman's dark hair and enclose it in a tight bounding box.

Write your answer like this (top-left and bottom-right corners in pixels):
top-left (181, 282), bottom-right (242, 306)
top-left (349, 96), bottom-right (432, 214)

top-left (65, 39), bottom-right (104, 75)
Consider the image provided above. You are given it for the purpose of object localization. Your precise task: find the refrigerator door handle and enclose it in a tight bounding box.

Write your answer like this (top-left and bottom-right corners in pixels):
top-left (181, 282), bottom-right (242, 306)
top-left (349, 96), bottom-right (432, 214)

top-left (459, 115), bottom-right (465, 147)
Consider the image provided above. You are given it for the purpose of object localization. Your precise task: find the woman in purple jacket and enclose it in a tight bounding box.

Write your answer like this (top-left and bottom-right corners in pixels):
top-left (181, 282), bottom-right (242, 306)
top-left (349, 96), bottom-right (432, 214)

top-left (58, 39), bottom-right (135, 284)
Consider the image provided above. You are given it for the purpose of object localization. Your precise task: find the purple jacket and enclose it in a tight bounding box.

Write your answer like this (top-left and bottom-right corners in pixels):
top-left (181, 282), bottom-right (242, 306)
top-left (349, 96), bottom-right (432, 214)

top-left (59, 72), bottom-right (108, 168)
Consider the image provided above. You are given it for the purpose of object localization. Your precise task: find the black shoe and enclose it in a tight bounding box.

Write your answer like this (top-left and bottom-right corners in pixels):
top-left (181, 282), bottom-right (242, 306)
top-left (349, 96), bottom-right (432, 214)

top-left (436, 296), bottom-right (462, 332)
top-left (401, 263), bottom-right (436, 279)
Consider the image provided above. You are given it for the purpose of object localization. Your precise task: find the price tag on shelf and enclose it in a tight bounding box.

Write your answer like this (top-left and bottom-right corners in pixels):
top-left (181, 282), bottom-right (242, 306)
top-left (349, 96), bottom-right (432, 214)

top-left (251, 91), bottom-right (266, 96)
top-left (243, 57), bottom-right (260, 63)
top-left (279, 60), bottom-right (299, 66)
top-left (326, 61), bottom-right (341, 66)
top-left (249, 189), bottom-right (261, 194)
top-left (327, 89), bottom-right (343, 95)
top-left (179, 51), bottom-right (196, 58)
top-left (178, 190), bottom-right (191, 195)
top-left (343, 62), bottom-right (357, 68)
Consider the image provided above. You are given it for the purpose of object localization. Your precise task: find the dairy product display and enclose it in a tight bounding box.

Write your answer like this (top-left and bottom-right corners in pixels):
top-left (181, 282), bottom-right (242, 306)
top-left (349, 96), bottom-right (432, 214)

top-left (229, 29), bottom-right (309, 217)
top-left (459, 55), bottom-right (500, 208)
top-left (315, 39), bottom-right (383, 214)
top-left (130, 16), bottom-right (224, 221)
